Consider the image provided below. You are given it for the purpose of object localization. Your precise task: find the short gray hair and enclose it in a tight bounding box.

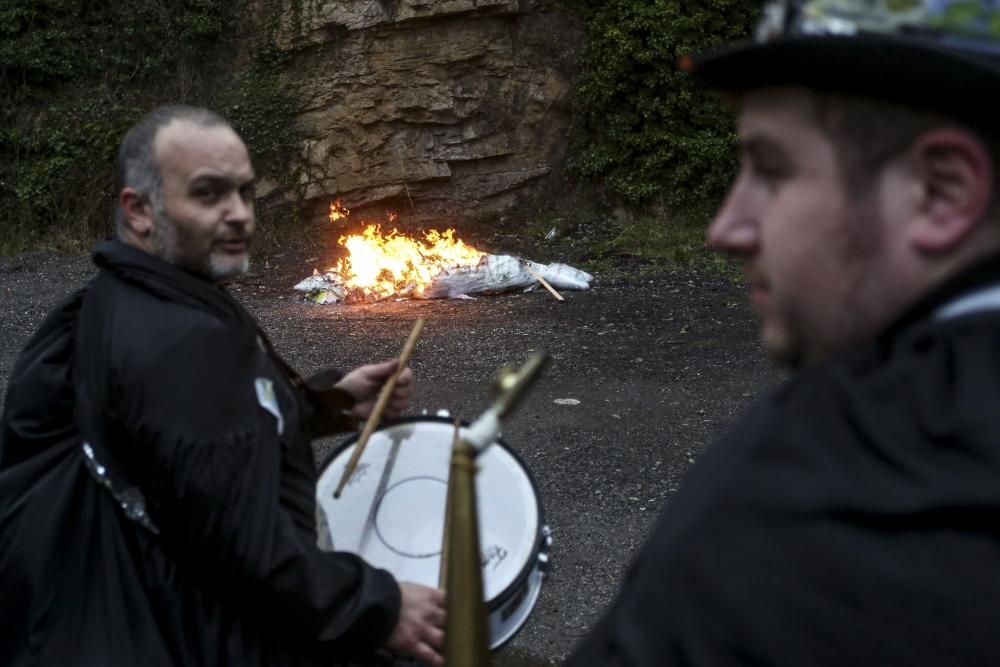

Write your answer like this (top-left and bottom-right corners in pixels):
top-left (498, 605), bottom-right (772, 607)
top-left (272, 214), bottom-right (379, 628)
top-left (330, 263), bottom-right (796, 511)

top-left (113, 105), bottom-right (231, 233)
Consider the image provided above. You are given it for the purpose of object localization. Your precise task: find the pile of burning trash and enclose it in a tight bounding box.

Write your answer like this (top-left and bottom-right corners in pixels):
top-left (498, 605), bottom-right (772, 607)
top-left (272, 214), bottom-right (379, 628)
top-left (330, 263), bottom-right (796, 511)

top-left (293, 201), bottom-right (593, 304)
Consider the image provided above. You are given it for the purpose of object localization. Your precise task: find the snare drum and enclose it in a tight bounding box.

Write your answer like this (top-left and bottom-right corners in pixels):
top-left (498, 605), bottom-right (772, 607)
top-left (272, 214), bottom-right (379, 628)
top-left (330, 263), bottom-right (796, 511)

top-left (315, 416), bottom-right (551, 649)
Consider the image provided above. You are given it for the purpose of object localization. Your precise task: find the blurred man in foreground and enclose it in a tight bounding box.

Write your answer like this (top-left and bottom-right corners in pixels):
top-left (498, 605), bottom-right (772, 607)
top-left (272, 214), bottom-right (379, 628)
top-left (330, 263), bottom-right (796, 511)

top-left (569, 1), bottom-right (1000, 664)
top-left (0, 105), bottom-right (444, 666)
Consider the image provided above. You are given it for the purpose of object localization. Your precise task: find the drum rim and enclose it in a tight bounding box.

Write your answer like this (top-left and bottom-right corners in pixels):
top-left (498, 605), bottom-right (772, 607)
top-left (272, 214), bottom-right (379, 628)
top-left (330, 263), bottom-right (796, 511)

top-left (316, 414), bottom-right (548, 615)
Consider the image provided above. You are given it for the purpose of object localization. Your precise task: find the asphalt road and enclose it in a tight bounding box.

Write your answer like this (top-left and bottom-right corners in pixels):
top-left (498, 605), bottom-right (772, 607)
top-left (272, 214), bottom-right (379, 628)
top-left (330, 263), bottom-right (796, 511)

top-left (0, 240), bottom-right (783, 665)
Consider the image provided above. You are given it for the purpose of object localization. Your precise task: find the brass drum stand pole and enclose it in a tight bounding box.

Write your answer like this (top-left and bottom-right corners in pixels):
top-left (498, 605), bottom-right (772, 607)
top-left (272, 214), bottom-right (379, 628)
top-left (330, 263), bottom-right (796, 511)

top-left (443, 436), bottom-right (491, 667)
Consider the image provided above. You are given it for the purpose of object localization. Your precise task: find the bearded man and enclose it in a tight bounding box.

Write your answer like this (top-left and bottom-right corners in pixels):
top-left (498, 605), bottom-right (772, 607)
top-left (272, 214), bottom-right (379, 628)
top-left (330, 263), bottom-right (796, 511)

top-left (0, 105), bottom-right (444, 666)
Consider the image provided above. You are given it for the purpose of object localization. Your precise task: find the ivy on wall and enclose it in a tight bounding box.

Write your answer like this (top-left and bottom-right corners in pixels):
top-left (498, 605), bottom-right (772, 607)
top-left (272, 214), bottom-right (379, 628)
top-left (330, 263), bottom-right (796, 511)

top-left (568, 0), bottom-right (759, 210)
top-left (0, 0), bottom-right (302, 251)
top-left (0, 0), bottom-right (224, 92)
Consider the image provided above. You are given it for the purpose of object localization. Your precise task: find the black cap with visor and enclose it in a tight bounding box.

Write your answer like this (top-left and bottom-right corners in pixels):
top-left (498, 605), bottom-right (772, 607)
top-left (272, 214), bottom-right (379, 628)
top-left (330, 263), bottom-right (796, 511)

top-left (683, 0), bottom-right (1000, 121)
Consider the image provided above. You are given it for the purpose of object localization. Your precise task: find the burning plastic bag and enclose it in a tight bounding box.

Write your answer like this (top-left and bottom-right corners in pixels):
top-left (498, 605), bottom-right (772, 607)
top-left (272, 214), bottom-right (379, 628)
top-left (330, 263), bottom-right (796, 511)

top-left (293, 255), bottom-right (593, 303)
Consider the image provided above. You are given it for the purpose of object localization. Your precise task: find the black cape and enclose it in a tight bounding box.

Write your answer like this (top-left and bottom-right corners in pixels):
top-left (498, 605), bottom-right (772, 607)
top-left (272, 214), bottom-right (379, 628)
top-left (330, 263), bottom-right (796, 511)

top-left (568, 253), bottom-right (1000, 666)
top-left (0, 239), bottom-right (399, 666)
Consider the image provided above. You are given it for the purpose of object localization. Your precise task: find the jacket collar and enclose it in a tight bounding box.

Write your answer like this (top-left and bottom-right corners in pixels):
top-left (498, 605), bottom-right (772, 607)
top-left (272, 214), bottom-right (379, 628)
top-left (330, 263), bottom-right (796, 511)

top-left (92, 238), bottom-right (253, 328)
top-left (881, 250), bottom-right (1000, 342)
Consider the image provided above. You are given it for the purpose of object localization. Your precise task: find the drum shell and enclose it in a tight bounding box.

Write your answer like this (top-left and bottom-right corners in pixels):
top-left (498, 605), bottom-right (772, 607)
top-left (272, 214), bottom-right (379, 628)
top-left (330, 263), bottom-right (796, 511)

top-left (315, 416), bottom-right (550, 649)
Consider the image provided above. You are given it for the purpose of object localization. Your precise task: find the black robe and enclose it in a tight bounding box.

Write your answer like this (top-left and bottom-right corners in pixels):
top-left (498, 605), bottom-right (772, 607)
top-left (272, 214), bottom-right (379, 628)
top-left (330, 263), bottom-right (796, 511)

top-left (0, 239), bottom-right (399, 666)
top-left (568, 254), bottom-right (1000, 666)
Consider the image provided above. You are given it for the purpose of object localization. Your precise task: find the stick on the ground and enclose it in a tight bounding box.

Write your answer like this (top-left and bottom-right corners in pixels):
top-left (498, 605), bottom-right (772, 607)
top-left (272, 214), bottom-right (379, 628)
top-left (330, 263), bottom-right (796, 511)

top-left (524, 264), bottom-right (565, 302)
top-left (334, 318), bottom-right (426, 498)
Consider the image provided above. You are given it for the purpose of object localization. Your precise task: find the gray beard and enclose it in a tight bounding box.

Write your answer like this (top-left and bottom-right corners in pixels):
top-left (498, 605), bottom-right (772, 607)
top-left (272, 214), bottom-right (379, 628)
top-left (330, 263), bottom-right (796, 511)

top-left (149, 206), bottom-right (250, 282)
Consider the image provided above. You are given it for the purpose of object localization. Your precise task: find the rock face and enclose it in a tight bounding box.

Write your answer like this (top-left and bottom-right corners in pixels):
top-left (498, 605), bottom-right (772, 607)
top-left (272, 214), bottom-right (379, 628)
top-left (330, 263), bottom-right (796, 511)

top-left (261, 0), bottom-right (581, 226)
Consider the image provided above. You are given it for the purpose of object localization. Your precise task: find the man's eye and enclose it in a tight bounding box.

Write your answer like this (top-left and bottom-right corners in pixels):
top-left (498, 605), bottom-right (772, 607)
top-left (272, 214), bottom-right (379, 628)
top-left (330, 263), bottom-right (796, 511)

top-left (194, 188), bottom-right (219, 203)
top-left (753, 161), bottom-right (790, 182)
top-left (239, 184), bottom-right (256, 201)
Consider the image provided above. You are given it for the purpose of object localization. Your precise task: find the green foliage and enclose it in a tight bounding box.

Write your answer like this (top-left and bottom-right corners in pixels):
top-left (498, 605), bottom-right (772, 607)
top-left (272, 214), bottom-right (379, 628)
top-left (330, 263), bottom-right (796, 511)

top-left (528, 202), bottom-right (739, 279)
top-left (0, 94), bottom-right (139, 231)
top-left (568, 0), bottom-right (759, 208)
top-left (217, 64), bottom-right (302, 181)
top-left (0, 0), bottom-right (304, 251)
top-left (0, 0), bottom-right (227, 100)
top-left (593, 207), bottom-right (738, 279)
top-left (0, 0), bottom-right (79, 91)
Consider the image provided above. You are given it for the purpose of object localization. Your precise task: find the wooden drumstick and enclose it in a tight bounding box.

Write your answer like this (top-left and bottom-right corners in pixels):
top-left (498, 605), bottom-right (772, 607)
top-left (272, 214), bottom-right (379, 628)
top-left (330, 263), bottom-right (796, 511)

top-left (334, 318), bottom-right (425, 499)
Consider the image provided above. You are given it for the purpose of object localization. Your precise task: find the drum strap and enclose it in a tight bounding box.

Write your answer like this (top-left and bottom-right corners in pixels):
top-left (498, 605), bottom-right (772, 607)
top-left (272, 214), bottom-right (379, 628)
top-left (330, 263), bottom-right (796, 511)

top-left (73, 285), bottom-right (160, 535)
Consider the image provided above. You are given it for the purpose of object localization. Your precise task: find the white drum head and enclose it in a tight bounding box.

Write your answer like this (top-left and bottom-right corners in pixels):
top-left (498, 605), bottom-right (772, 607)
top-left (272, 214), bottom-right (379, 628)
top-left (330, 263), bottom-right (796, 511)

top-left (316, 418), bottom-right (541, 602)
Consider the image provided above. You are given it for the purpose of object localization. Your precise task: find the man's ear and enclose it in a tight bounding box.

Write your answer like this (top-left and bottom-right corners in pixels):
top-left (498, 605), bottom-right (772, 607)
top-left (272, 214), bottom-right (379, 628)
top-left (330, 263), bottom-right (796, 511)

top-left (909, 128), bottom-right (993, 253)
top-left (119, 187), bottom-right (154, 238)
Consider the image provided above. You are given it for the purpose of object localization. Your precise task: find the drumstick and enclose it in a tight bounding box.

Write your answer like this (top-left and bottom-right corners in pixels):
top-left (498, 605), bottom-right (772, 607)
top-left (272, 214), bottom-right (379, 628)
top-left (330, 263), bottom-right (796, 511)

top-left (334, 318), bottom-right (425, 499)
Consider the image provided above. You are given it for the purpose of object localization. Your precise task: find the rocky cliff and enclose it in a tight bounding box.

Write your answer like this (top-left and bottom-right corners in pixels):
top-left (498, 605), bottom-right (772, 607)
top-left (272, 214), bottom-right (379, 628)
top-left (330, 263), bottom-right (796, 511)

top-left (258, 0), bottom-right (582, 226)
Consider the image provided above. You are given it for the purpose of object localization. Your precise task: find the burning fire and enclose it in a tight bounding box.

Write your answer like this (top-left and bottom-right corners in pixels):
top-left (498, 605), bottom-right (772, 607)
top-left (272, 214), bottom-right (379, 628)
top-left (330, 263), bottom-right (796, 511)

top-left (327, 200), bottom-right (484, 301)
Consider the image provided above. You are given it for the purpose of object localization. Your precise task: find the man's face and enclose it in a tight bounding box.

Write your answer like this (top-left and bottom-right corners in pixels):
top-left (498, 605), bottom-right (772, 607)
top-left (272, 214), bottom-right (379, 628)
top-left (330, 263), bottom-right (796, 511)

top-left (707, 88), bottom-right (903, 369)
top-left (150, 120), bottom-right (256, 282)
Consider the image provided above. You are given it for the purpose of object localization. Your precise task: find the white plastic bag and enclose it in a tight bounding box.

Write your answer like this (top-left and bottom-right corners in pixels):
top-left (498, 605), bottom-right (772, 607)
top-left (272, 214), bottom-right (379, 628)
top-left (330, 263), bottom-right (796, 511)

top-left (418, 255), bottom-right (592, 299)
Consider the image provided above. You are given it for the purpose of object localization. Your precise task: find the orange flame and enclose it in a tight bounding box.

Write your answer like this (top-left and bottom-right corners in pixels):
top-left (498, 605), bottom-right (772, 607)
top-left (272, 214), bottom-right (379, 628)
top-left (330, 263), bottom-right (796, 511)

top-left (328, 201), bottom-right (483, 301)
top-left (329, 199), bottom-right (350, 222)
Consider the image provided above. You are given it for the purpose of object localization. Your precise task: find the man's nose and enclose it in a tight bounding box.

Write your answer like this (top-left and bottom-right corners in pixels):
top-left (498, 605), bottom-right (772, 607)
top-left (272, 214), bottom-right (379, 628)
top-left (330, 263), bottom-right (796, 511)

top-left (706, 181), bottom-right (759, 255)
top-left (225, 191), bottom-right (254, 225)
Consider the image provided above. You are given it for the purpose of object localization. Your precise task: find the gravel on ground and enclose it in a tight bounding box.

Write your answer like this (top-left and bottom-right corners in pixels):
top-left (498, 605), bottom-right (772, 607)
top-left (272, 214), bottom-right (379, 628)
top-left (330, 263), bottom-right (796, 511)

top-left (0, 233), bottom-right (783, 665)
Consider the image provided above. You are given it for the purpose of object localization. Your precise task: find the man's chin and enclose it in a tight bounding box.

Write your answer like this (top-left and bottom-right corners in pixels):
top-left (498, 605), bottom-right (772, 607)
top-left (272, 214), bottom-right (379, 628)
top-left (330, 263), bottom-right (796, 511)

top-left (208, 253), bottom-right (251, 282)
top-left (761, 325), bottom-right (802, 371)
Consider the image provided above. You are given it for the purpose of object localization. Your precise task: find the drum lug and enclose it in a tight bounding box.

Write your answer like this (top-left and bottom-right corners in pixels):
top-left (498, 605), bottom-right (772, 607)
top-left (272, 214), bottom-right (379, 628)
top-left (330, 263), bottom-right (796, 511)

top-left (538, 525), bottom-right (553, 574)
top-left (537, 552), bottom-right (551, 573)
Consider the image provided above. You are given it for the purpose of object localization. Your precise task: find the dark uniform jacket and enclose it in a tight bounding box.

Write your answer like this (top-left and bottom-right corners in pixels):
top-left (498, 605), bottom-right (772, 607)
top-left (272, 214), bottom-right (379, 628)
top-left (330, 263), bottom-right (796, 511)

top-left (0, 239), bottom-right (399, 666)
top-left (568, 253), bottom-right (1000, 666)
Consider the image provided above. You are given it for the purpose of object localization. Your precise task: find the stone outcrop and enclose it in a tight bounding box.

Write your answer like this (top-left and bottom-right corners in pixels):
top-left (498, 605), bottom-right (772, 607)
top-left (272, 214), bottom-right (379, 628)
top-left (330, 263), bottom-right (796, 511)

top-left (259, 0), bottom-right (581, 226)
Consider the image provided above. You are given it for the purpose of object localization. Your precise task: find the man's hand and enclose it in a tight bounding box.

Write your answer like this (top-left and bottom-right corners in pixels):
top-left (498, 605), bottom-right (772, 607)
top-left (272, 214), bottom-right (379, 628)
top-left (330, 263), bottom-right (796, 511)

top-left (335, 359), bottom-right (414, 420)
top-left (386, 582), bottom-right (446, 666)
